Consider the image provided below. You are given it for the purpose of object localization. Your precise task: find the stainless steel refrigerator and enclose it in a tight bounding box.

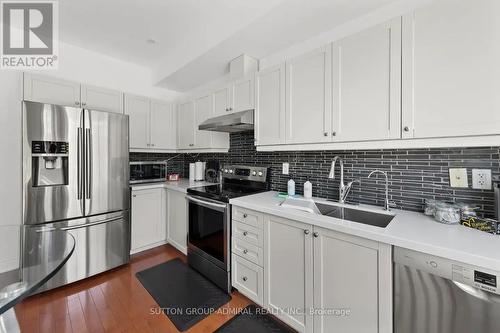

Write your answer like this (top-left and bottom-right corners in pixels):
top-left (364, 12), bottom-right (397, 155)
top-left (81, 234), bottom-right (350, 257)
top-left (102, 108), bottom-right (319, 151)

top-left (22, 101), bottom-right (130, 291)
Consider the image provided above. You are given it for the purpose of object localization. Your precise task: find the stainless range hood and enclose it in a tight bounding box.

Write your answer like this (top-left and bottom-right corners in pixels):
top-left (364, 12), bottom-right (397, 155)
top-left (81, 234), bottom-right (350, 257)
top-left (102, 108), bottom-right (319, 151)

top-left (198, 109), bottom-right (254, 133)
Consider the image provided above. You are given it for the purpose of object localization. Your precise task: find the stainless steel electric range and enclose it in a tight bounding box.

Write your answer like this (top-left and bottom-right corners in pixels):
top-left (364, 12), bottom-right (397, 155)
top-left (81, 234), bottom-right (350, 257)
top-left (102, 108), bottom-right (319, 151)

top-left (186, 165), bottom-right (269, 293)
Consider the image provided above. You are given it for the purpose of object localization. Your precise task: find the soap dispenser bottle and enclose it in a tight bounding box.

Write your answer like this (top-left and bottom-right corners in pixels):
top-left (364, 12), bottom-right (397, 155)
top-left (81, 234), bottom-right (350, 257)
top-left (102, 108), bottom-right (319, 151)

top-left (304, 179), bottom-right (312, 199)
top-left (287, 177), bottom-right (296, 196)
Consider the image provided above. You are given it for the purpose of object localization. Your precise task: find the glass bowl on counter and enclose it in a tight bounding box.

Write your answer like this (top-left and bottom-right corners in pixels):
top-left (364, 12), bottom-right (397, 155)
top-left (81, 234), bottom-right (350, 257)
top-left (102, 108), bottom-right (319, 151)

top-left (434, 202), bottom-right (461, 224)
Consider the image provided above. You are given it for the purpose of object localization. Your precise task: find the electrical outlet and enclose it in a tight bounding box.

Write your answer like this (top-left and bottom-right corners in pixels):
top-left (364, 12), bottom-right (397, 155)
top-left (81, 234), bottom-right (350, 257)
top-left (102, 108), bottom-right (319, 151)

top-left (282, 163), bottom-right (289, 175)
top-left (472, 169), bottom-right (492, 190)
top-left (449, 168), bottom-right (468, 188)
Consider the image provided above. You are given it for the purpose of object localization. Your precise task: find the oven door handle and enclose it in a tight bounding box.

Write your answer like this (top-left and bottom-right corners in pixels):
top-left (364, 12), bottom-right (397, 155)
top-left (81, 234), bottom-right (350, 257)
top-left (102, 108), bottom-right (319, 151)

top-left (187, 196), bottom-right (228, 211)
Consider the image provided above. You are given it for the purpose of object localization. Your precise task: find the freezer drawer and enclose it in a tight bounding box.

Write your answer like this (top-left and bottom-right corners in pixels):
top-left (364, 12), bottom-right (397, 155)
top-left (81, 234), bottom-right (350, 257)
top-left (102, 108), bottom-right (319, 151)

top-left (23, 212), bottom-right (130, 292)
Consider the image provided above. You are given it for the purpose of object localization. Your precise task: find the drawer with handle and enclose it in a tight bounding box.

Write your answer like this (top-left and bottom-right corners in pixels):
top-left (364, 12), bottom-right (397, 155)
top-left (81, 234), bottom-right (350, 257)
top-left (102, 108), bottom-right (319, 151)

top-left (232, 221), bottom-right (263, 247)
top-left (232, 237), bottom-right (263, 267)
top-left (232, 254), bottom-right (264, 305)
top-left (232, 206), bottom-right (263, 229)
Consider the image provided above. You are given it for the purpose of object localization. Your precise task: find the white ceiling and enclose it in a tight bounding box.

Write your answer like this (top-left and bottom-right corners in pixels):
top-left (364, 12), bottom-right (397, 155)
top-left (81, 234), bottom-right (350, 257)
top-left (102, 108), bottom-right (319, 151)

top-left (60, 0), bottom-right (399, 92)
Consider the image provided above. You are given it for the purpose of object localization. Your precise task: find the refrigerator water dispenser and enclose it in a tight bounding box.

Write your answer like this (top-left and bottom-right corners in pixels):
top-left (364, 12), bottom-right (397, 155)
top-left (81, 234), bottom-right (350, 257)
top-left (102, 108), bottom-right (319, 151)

top-left (31, 141), bottom-right (69, 187)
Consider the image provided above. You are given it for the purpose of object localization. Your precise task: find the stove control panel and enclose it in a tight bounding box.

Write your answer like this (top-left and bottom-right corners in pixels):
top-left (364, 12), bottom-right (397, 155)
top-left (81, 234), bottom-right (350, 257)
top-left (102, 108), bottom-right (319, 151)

top-left (222, 165), bottom-right (268, 182)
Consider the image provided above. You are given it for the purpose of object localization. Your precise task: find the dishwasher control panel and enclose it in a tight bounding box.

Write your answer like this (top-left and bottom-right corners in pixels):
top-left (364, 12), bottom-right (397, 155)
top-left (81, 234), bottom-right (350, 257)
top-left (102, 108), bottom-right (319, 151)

top-left (394, 246), bottom-right (500, 295)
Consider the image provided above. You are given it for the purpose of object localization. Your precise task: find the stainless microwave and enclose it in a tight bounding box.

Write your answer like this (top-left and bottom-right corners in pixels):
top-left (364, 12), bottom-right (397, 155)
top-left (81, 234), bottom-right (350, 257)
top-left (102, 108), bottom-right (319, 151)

top-left (130, 161), bottom-right (167, 184)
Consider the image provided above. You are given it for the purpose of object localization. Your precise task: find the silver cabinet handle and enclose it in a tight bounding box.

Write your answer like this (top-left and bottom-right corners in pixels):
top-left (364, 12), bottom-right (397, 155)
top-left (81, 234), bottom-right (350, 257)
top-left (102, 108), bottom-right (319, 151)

top-left (313, 232), bottom-right (319, 238)
top-left (82, 102), bottom-right (87, 106)
top-left (132, 194), bottom-right (137, 198)
top-left (242, 276), bottom-right (247, 282)
top-left (403, 126), bottom-right (410, 132)
top-left (243, 249), bottom-right (248, 254)
top-left (323, 132), bottom-right (328, 136)
top-left (75, 101), bottom-right (80, 106)
top-left (304, 229), bottom-right (310, 235)
top-left (332, 132), bottom-right (336, 137)
top-left (243, 213), bottom-right (248, 218)
top-left (243, 231), bottom-right (248, 236)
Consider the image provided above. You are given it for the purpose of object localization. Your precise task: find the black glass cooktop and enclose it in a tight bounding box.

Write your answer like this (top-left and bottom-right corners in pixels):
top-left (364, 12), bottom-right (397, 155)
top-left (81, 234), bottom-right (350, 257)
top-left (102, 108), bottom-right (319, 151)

top-left (187, 183), bottom-right (267, 203)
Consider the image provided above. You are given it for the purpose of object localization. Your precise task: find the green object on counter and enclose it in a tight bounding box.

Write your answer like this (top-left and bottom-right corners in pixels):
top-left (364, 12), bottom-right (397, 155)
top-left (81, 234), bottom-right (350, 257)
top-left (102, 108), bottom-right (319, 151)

top-left (276, 192), bottom-right (301, 199)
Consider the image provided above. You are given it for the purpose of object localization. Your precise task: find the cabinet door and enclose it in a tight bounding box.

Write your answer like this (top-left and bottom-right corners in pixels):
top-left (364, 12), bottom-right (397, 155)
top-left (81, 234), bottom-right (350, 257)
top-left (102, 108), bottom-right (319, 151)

top-left (230, 76), bottom-right (254, 113)
top-left (402, 0), bottom-right (500, 139)
top-left (313, 227), bottom-right (379, 333)
top-left (177, 101), bottom-right (196, 149)
top-left (151, 100), bottom-right (175, 150)
top-left (124, 94), bottom-right (150, 149)
top-left (286, 46), bottom-right (332, 144)
top-left (167, 190), bottom-right (188, 254)
top-left (264, 215), bottom-right (313, 332)
top-left (194, 95), bottom-right (213, 149)
top-left (255, 64), bottom-right (286, 145)
top-left (333, 18), bottom-right (401, 142)
top-left (213, 87), bottom-right (230, 116)
top-left (81, 85), bottom-right (124, 113)
top-left (131, 189), bottom-right (164, 252)
top-left (24, 73), bottom-right (81, 107)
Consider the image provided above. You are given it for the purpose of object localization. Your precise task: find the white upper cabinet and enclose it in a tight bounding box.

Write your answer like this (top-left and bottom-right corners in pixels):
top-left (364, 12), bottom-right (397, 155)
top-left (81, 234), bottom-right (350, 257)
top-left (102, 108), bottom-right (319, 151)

top-left (81, 85), bottom-right (123, 113)
top-left (24, 73), bottom-right (81, 107)
top-left (332, 18), bottom-right (401, 142)
top-left (124, 94), bottom-right (150, 149)
top-left (286, 46), bottom-right (332, 144)
top-left (213, 86), bottom-right (230, 116)
top-left (230, 76), bottom-right (254, 113)
top-left (194, 94), bottom-right (213, 149)
top-left (125, 95), bottom-right (175, 150)
top-left (402, 0), bottom-right (500, 139)
top-left (150, 100), bottom-right (176, 150)
top-left (255, 64), bottom-right (286, 145)
top-left (178, 101), bottom-right (196, 149)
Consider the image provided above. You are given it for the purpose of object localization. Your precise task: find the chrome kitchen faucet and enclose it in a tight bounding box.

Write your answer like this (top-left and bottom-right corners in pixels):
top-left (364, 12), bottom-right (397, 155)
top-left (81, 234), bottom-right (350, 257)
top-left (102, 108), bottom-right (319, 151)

top-left (328, 156), bottom-right (360, 204)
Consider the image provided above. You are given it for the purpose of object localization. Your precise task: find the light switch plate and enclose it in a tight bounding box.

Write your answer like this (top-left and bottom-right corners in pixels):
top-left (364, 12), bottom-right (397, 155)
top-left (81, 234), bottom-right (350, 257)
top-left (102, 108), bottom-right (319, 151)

top-left (282, 163), bottom-right (289, 175)
top-left (449, 168), bottom-right (468, 188)
top-left (472, 169), bottom-right (492, 190)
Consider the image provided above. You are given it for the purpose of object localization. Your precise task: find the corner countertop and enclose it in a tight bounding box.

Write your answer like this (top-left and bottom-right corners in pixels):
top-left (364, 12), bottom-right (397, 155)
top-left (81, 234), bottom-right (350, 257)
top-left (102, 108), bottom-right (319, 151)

top-left (130, 179), bottom-right (216, 193)
top-left (230, 191), bottom-right (500, 271)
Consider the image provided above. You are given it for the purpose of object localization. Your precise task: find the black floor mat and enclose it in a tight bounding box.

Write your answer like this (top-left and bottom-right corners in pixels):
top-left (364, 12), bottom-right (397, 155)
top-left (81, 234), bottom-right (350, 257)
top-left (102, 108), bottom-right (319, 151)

top-left (135, 258), bottom-right (231, 332)
top-left (214, 304), bottom-right (296, 333)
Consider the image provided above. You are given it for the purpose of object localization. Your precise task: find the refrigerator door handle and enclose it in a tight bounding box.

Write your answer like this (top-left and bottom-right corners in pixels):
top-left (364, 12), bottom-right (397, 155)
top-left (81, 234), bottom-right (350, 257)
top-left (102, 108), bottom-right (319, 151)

top-left (85, 128), bottom-right (92, 200)
top-left (77, 127), bottom-right (83, 200)
top-left (35, 216), bottom-right (123, 233)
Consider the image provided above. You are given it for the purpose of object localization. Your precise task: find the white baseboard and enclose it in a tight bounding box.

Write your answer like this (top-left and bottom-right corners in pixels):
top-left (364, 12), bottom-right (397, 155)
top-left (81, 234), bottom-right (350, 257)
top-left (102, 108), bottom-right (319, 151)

top-left (130, 239), bottom-right (168, 255)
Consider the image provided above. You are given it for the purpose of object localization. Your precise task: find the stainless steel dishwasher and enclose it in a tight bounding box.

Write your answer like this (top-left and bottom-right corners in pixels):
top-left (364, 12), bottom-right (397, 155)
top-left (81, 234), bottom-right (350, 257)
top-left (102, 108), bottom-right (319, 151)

top-left (394, 247), bottom-right (500, 333)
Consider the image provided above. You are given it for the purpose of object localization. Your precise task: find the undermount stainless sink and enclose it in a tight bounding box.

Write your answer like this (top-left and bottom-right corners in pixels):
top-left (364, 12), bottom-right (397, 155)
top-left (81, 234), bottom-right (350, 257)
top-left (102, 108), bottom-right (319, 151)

top-left (315, 202), bottom-right (395, 228)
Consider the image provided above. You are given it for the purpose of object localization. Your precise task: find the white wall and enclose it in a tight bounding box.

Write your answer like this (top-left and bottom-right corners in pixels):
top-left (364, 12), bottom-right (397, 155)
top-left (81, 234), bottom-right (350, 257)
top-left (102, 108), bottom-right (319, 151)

top-left (0, 71), bottom-right (23, 272)
top-left (260, 0), bottom-right (433, 69)
top-left (25, 41), bottom-right (182, 101)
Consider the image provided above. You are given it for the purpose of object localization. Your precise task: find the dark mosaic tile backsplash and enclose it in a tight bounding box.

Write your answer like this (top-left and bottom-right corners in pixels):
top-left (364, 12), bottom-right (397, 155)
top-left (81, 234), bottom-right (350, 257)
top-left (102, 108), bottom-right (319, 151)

top-left (131, 132), bottom-right (500, 217)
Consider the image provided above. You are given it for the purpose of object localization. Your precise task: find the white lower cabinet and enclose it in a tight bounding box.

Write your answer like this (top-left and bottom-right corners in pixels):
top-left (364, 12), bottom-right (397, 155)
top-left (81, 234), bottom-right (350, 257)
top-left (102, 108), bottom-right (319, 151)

top-left (264, 215), bottom-right (314, 333)
top-left (130, 188), bottom-right (166, 254)
top-left (231, 207), bottom-right (392, 333)
top-left (167, 189), bottom-right (188, 254)
top-left (313, 227), bottom-right (388, 333)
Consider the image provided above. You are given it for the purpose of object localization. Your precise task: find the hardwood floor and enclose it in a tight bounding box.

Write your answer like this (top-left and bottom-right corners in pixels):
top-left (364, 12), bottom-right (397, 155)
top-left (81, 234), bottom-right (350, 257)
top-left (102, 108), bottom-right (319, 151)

top-left (15, 245), bottom-right (253, 333)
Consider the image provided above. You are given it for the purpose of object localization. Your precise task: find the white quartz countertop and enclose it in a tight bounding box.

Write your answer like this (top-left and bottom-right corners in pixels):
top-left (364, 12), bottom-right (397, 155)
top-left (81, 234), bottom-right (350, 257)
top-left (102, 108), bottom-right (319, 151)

top-left (130, 179), bottom-right (216, 193)
top-left (230, 191), bottom-right (500, 271)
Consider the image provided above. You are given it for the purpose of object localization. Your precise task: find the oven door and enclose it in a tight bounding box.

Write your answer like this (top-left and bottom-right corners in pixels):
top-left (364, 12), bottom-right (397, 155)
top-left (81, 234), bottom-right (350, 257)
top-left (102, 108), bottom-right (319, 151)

top-left (187, 195), bottom-right (229, 271)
